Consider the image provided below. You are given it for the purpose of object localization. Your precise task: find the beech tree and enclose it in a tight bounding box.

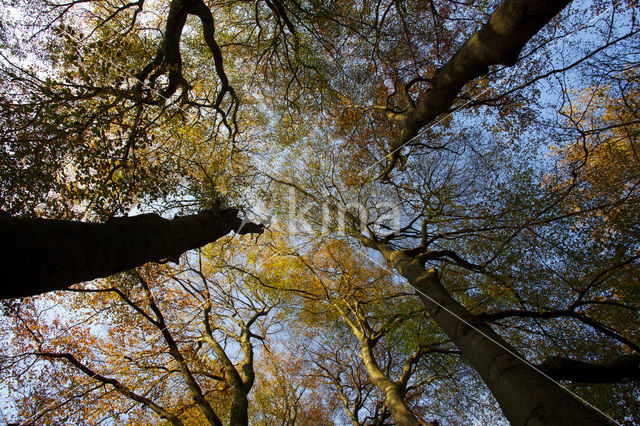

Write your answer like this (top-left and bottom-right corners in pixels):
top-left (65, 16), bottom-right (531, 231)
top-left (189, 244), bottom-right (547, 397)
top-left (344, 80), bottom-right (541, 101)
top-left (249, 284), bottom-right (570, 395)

top-left (1, 252), bottom-right (279, 425)
top-left (252, 238), bottom-right (437, 424)
top-left (1, 0), bottom-right (639, 424)
top-left (0, 208), bottom-right (263, 299)
top-left (256, 0), bottom-right (639, 423)
top-left (1, 0), bottom-right (267, 298)
top-left (249, 341), bottom-right (336, 424)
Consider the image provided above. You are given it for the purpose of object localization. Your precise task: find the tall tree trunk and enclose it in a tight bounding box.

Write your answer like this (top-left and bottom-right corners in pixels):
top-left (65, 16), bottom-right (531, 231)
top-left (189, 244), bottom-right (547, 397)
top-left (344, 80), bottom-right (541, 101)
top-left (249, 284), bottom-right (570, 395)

top-left (202, 303), bottom-right (260, 426)
top-left (335, 301), bottom-right (419, 425)
top-left (0, 208), bottom-right (262, 299)
top-left (358, 337), bottom-right (419, 426)
top-left (382, 0), bottom-right (572, 176)
top-left (228, 393), bottom-right (249, 426)
top-left (371, 241), bottom-right (611, 425)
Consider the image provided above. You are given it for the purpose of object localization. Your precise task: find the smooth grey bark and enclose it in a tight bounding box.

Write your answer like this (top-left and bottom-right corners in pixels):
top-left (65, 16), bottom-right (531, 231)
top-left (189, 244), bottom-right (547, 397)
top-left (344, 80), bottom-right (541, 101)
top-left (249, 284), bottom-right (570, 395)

top-left (0, 208), bottom-right (262, 299)
top-left (370, 241), bottom-right (612, 425)
top-left (382, 0), bottom-right (572, 176)
top-left (336, 303), bottom-right (420, 426)
top-left (228, 393), bottom-right (250, 426)
top-left (358, 338), bottom-right (419, 426)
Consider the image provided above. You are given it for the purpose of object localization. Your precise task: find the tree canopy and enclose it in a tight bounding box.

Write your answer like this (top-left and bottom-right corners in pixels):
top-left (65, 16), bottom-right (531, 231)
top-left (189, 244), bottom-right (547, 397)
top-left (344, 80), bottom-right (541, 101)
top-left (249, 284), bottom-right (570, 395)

top-left (1, 0), bottom-right (639, 424)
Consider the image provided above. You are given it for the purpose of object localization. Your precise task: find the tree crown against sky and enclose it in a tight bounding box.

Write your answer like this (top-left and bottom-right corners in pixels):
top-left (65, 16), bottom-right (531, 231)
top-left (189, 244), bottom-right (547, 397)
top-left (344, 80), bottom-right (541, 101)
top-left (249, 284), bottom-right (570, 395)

top-left (0, 0), bottom-right (639, 424)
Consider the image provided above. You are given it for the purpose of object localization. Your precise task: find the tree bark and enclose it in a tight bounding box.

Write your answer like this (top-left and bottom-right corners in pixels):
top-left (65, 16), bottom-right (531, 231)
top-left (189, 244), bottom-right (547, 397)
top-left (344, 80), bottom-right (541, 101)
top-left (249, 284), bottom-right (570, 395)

top-left (371, 241), bottom-right (612, 425)
top-left (358, 337), bottom-right (420, 426)
top-left (139, 276), bottom-right (223, 426)
top-left (228, 393), bottom-right (250, 426)
top-left (202, 301), bottom-right (261, 426)
top-left (382, 0), bottom-right (572, 176)
top-left (0, 208), bottom-right (262, 299)
top-left (336, 302), bottom-right (420, 426)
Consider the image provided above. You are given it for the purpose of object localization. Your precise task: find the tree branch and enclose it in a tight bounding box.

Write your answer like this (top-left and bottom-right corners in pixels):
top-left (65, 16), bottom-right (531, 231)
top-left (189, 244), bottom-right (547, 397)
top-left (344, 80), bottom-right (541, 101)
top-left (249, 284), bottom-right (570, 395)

top-left (32, 352), bottom-right (183, 425)
top-left (379, 0), bottom-right (571, 179)
top-left (538, 355), bottom-right (640, 383)
top-left (1, 207), bottom-right (263, 299)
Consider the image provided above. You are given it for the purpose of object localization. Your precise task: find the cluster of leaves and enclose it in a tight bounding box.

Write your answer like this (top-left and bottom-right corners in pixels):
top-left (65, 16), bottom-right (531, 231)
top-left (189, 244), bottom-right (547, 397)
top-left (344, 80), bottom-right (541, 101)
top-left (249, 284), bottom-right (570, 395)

top-left (1, 0), bottom-right (640, 424)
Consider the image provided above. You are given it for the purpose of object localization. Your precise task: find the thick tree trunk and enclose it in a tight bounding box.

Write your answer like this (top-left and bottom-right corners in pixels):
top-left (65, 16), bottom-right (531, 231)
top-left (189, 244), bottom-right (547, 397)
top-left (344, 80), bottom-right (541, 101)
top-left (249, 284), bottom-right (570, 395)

top-left (336, 301), bottom-right (419, 425)
top-left (0, 208), bottom-right (262, 299)
top-left (373, 242), bottom-right (612, 425)
top-left (383, 0), bottom-right (572, 176)
top-left (358, 338), bottom-right (419, 426)
top-left (228, 393), bottom-right (249, 426)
